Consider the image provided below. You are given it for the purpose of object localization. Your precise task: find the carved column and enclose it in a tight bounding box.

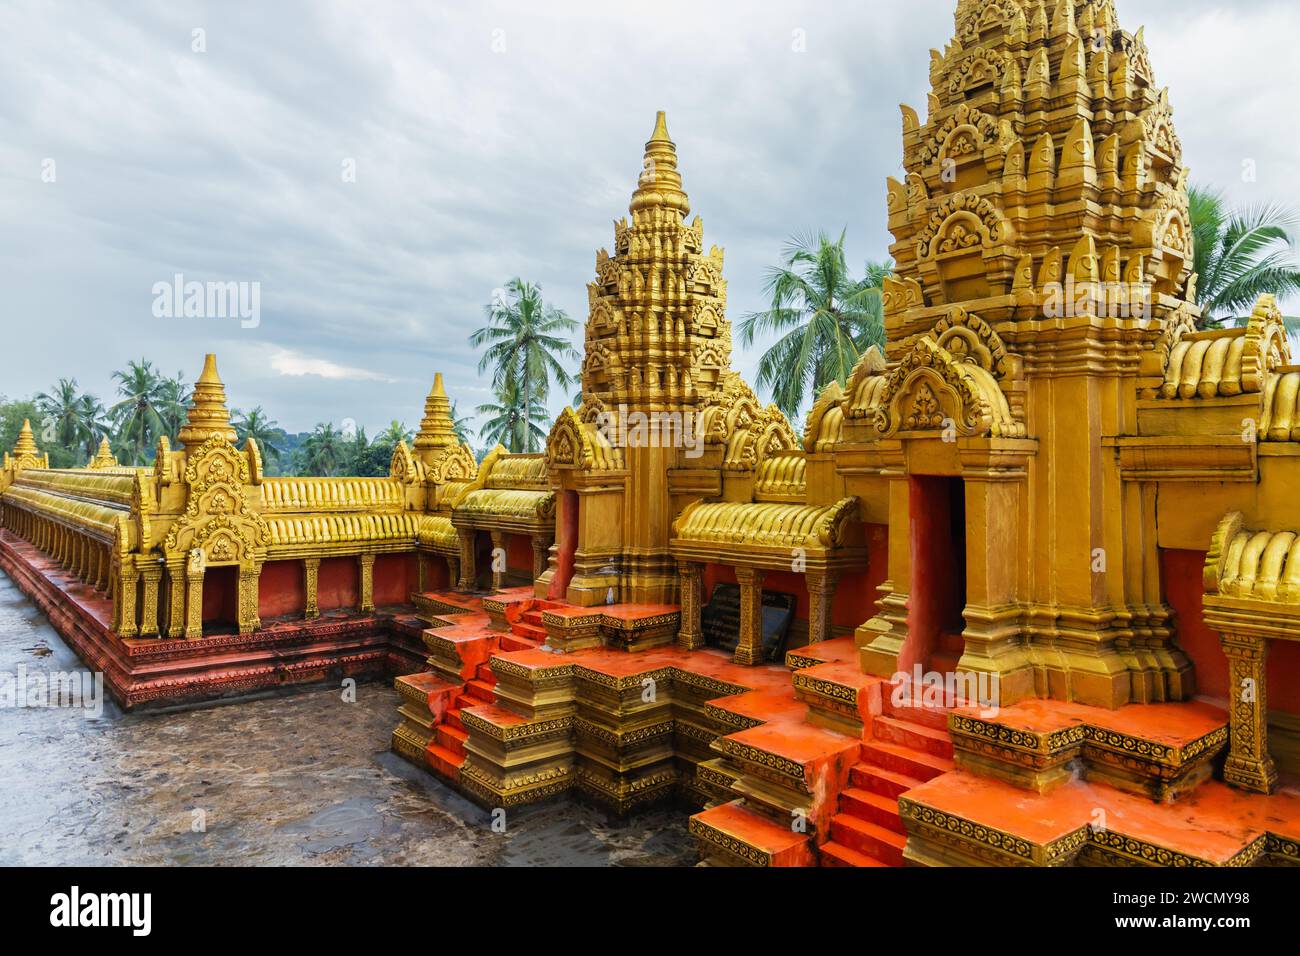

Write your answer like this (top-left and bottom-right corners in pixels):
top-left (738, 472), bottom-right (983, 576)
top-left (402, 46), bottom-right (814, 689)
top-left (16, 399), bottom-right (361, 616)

top-left (184, 559), bottom-right (205, 641)
top-left (490, 531), bottom-right (507, 591)
top-left (358, 553), bottom-right (376, 613)
top-left (139, 562), bottom-right (162, 637)
top-left (806, 571), bottom-right (838, 648)
top-left (734, 566), bottom-right (765, 666)
top-left (114, 560), bottom-right (140, 638)
top-left (164, 560), bottom-right (186, 638)
top-left (303, 557), bottom-right (320, 620)
top-left (530, 534), bottom-right (552, 582)
top-left (446, 554), bottom-right (460, 592)
top-left (677, 561), bottom-right (705, 650)
top-left (416, 552), bottom-right (430, 593)
top-left (237, 566), bottom-right (262, 635)
top-left (1220, 632), bottom-right (1278, 794)
top-left (457, 528), bottom-right (477, 590)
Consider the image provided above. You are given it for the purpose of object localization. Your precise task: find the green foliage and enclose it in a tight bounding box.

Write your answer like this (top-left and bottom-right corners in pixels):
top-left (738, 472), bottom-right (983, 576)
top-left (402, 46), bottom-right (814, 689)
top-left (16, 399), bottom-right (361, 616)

top-left (737, 230), bottom-right (890, 421)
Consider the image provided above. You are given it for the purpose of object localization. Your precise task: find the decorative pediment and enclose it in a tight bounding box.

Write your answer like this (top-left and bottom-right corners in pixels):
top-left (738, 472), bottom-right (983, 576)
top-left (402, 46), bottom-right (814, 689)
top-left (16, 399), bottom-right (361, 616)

top-left (389, 440), bottom-right (422, 484)
top-left (930, 307), bottom-right (1013, 379)
top-left (163, 434), bottom-right (268, 567)
top-left (915, 192), bottom-right (1007, 260)
top-left (919, 105), bottom-right (1004, 167)
top-left (870, 337), bottom-right (1024, 439)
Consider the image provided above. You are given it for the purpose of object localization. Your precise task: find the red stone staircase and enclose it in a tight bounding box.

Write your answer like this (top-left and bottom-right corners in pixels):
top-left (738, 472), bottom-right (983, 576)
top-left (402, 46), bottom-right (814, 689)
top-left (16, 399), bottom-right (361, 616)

top-left (819, 691), bottom-right (956, 867)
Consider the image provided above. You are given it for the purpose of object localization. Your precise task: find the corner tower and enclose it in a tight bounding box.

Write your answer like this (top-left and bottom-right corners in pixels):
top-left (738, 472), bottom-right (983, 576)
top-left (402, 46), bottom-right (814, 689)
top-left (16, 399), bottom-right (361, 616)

top-left (852, 0), bottom-right (1197, 707)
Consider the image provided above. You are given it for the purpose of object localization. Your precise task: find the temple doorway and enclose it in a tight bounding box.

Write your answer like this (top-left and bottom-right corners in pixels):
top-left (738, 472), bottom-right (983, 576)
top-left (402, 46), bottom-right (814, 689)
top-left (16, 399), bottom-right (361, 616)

top-left (201, 565), bottom-right (240, 633)
top-left (904, 475), bottom-right (967, 676)
top-left (548, 489), bottom-right (579, 599)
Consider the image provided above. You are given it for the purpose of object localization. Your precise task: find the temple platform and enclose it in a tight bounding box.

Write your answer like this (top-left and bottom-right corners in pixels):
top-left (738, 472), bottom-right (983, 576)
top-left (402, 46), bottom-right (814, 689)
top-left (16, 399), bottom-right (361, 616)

top-left (0, 531), bottom-right (428, 709)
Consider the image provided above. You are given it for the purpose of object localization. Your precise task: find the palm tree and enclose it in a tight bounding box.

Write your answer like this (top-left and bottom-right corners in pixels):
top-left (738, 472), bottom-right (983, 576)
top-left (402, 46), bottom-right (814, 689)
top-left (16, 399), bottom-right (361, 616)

top-left (109, 359), bottom-right (165, 465)
top-left (299, 423), bottom-right (345, 477)
top-left (469, 278), bottom-right (579, 448)
top-left (233, 406), bottom-right (285, 462)
top-left (477, 379), bottom-right (548, 453)
top-left (76, 395), bottom-right (111, 460)
top-left (34, 378), bottom-right (86, 452)
top-left (156, 371), bottom-right (192, 441)
top-left (376, 420), bottom-right (412, 448)
top-left (1190, 186), bottom-right (1300, 329)
top-left (448, 401), bottom-right (474, 447)
top-left (737, 231), bottom-right (889, 420)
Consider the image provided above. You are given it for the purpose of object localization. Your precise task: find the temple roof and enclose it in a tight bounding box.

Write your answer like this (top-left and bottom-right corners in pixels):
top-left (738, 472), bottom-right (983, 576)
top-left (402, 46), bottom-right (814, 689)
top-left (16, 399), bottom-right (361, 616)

top-left (672, 497), bottom-right (859, 554)
top-left (1205, 512), bottom-right (1300, 606)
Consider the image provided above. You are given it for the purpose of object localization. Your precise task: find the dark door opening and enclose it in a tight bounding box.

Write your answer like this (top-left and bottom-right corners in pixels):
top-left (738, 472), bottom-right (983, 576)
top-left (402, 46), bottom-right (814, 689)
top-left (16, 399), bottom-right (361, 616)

top-left (904, 476), bottom-right (967, 676)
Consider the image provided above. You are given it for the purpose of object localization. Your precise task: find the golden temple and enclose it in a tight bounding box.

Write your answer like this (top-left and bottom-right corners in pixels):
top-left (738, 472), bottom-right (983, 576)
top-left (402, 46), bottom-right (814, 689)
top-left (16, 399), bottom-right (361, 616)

top-left (3, 0), bottom-right (1300, 867)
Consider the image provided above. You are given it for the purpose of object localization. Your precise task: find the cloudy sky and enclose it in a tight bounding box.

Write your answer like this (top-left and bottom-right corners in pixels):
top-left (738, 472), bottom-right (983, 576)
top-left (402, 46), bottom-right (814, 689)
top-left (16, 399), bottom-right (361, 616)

top-left (3, 0), bottom-right (1298, 439)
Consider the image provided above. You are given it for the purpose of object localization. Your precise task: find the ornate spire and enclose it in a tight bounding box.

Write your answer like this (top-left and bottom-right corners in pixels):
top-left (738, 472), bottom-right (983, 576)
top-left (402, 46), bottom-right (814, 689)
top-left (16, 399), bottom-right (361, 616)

top-left (177, 353), bottom-right (238, 450)
top-left (630, 111), bottom-right (690, 218)
top-left (88, 437), bottom-right (119, 470)
top-left (414, 372), bottom-right (457, 454)
top-left (12, 419), bottom-right (39, 458)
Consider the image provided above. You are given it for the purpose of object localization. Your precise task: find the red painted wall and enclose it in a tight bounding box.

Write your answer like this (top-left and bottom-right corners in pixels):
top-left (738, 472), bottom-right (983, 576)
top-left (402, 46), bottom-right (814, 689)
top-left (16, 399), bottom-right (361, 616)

top-left (318, 557), bottom-right (359, 611)
top-left (506, 534), bottom-right (533, 576)
top-left (202, 565), bottom-right (239, 625)
top-left (374, 553), bottom-right (416, 607)
top-left (258, 560), bottom-right (306, 618)
top-left (549, 490), bottom-right (579, 599)
top-left (1163, 548), bottom-right (1300, 713)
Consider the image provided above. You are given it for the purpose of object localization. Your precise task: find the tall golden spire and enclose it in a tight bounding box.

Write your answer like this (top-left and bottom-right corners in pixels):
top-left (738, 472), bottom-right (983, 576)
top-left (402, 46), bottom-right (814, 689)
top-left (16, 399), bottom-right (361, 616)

top-left (413, 372), bottom-right (457, 454)
top-left (177, 353), bottom-right (238, 450)
top-left (630, 111), bottom-right (690, 218)
top-left (4, 418), bottom-right (49, 474)
top-left (89, 436), bottom-right (118, 470)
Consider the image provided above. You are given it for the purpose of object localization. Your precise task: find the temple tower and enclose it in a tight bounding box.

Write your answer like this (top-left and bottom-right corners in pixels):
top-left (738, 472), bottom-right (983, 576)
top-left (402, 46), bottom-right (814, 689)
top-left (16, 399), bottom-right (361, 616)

top-left (851, 0), bottom-right (1197, 707)
top-left (413, 373), bottom-right (458, 466)
top-left (177, 353), bottom-right (239, 453)
top-left (541, 112), bottom-right (739, 605)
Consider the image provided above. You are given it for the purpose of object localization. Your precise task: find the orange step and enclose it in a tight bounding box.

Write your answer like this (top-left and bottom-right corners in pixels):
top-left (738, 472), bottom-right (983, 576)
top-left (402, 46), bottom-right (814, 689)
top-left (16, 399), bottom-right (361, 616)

top-left (850, 763), bottom-right (926, 800)
top-left (820, 840), bottom-right (889, 867)
top-left (522, 609), bottom-right (545, 628)
top-left (860, 740), bottom-right (954, 781)
top-left (500, 634), bottom-right (541, 652)
top-left (830, 814), bottom-right (907, 866)
top-left (838, 787), bottom-right (905, 834)
top-left (881, 695), bottom-right (953, 732)
top-left (474, 663), bottom-right (498, 685)
top-left (465, 678), bottom-right (496, 703)
top-left (436, 723), bottom-right (468, 757)
top-left (454, 692), bottom-right (479, 710)
top-left (426, 743), bottom-right (465, 779)
top-left (872, 715), bottom-right (954, 758)
top-left (444, 708), bottom-right (464, 731)
top-left (511, 621), bottom-right (546, 642)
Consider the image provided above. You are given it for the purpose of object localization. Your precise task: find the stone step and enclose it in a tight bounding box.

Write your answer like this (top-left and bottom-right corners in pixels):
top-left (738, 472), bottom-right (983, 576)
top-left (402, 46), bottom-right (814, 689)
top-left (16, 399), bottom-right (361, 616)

top-left (499, 634), bottom-right (541, 653)
top-left (474, 663), bottom-right (498, 685)
top-left (522, 609), bottom-right (545, 628)
top-left (838, 787), bottom-right (905, 834)
top-left (861, 740), bottom-right (954, 781)
top-left (436, 722), bottom-right (468, 757)
top-left (850, 763), bottom-right (926, 800)
top-left (426, 742), bottom-right (465, 779)
top-left (830, 814), bottom-right (907, 866)
top-left (880, 694), bottom-right (954, 732)
top-left (465, 678), bottom-right (496, 703)
top-left (819, 840), bottom-right (889, 867)
top-left (511, 621), bottom-right (547, 642)
top-left (689, 800), bottom-right (815, 867)
top-left (454, 693), bottom-right (479, 711)
top-left (872, 715), bottom-right (954, 758)
top-left (444, 708), bottom-right (464, 731)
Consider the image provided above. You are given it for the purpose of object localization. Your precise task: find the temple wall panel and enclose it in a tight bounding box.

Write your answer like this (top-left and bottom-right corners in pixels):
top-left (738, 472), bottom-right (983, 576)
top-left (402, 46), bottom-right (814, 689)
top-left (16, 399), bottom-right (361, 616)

top-left (201, 566), bottom-right (239, 626)
top-left (258, 559), bottom-right (306, 619)
top-left (374, 553), bottom-right (417, 606)
top-left (317, 556), bottom-right (360, 612)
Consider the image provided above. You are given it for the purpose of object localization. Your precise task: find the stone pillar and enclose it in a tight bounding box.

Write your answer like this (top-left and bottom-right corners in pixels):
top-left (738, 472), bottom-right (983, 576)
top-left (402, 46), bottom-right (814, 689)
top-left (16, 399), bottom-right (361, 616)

top-left (237, 566), bottom-right (262, 635)
top-left (734, 566), bottom-right (765, 666)
top-left (677, 561), bottom-right (705, 650)
top-left (446, 554), bottom-right (460, 592)
top-left (164, 560), bottom-right (186, 639)
top-left (358, 553), bottom-right (376, 613)
top-left (1220, 632), bottom-right (1278, 794)
top-left (457, 528), bottom-right (477, 590)
top-left (416, 552), bottom-right (430, 593)
top-left (139, 562), bottom-right (162, 637)
top-left (184, 555), bottom-right (205, 641)
top-left (303, 557), bottom-right (320, 620)
top-left (806, 571), bottom-right (838, 647)
top-left (490, 531), bottom-right (507, 591)
top-left (531, 534), bottom-right (552, 581)
top-left (114, 561), bottom-right (140, 638)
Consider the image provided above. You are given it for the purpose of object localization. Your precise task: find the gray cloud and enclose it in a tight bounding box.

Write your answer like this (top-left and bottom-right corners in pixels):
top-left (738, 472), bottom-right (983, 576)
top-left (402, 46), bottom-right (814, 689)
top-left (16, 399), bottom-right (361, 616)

top-left (2, 0), bottom-right (1297, 436)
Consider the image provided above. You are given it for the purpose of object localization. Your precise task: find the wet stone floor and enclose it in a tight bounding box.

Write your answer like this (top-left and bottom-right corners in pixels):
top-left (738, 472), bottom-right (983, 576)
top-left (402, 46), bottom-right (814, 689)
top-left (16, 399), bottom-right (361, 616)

top-left (0, 571), bottom-right (697, 866)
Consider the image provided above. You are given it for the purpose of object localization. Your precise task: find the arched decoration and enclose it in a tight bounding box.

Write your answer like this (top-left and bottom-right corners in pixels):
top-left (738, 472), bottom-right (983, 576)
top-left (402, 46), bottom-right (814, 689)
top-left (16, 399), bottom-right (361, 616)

top-left (919, 104), bottom-right (1004, 168)
top-left (427, 442), bottom-right (477, 484)
top-left (803, 380), bottom-right (845, 452)
top-left (163, 434), bottom-right (268, 568)
top-left (1242, 294), bottom-right (1292, 394)
top-left (946, 47), bottom-right (1007, 98)
top-left (931, 307), bottom-right (1013, 379)
top-left (915, 193), bottom-right (1006, 260)
top-left (389, 440), bottom-right (421, 484)
top-left (1142, 89), bottom-right (1183, 166)
top-left (870, 337), bottom-right (1024, 440)
top-left (545, 407), bottom-right (584, 469)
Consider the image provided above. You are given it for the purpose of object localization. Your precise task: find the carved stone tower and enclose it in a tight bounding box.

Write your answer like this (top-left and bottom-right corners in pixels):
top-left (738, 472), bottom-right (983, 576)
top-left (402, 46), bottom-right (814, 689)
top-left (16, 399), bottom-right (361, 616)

top-left (853, 0), bottom-right (1198, 707)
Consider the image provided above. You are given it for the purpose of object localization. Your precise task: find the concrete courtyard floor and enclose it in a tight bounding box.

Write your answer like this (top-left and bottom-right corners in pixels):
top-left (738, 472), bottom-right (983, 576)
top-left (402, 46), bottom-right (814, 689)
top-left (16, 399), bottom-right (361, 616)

top-left (0, 570), bottom-right (697, 866)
